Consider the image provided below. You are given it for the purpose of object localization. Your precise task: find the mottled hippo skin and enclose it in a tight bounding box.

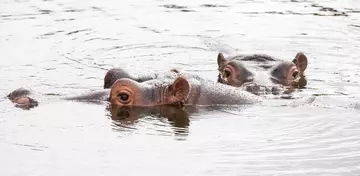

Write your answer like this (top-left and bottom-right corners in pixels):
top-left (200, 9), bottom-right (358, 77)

top-left (217, 52), bottom-right (308, 95)
top-left (8, 73), bottom-right (261, 110)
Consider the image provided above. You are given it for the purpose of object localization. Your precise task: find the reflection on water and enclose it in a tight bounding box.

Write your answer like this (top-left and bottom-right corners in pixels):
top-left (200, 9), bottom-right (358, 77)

top-left (1, 0), bottom-right (360, 175)
top-left (108, 105), bottom-right (190, 136)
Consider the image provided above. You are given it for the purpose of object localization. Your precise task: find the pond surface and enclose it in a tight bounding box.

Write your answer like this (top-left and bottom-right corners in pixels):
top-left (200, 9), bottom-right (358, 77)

top-left (1, 0), bottom-right (360, 175)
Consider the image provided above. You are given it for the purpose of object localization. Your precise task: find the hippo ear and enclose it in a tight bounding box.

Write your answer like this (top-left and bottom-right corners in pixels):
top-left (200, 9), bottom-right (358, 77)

top-left (217, 53), bottom-right (227, 69)
top-left (292, 52), bottom-right (308, 73)
top-left (167, 76), bottom-right (190, 104)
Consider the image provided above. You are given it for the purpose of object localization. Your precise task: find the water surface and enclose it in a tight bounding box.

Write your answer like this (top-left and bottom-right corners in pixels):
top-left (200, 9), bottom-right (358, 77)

top-left (1, 0), bottom-right (360, 175)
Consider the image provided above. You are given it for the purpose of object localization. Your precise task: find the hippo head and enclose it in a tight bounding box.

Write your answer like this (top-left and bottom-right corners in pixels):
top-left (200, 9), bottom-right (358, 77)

top-left (109, 76), bottom-right (191, 107)
top-left (269, 52), bottom-right (308, 88)
top-left (217, 52), bottom-right (308, 95)
top-left (217, 54), bottom-right (254, 87)
top-left (12, 96), bottom-right (39, 110)
top-left (7, 88), bottom-right (39, 110)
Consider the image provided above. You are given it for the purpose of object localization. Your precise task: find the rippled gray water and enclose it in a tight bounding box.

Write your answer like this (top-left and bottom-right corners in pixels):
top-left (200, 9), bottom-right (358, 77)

top-left (1, 0), bottom-right (360, 175)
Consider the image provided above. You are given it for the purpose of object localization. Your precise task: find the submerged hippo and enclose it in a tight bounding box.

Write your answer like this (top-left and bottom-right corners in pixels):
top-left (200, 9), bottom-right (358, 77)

top-left (109, 75), bottom-right (260, 107)
top-left (103, 68), bottom-right (264, 106)
top-left (7, 88), bottom-right (39, 109)
top-left (8, 75), bottom-right (261, 110)
top-left (217, 52), bottom-right (308, 95)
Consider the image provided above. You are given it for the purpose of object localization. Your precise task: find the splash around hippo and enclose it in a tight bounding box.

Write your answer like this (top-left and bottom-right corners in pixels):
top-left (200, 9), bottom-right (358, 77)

top-left (217, 52), bottom-right (308, 95)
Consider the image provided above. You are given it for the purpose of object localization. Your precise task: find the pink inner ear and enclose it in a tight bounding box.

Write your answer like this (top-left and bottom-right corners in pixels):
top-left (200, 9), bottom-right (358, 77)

top-left (224, 65), bottom-right (236, 78)
top-left (227, 63), bottom-right (240, 76)
top-left (224, 68), bottom-right (232, 78)
top-left (287, 65), bottom-right (299, 79)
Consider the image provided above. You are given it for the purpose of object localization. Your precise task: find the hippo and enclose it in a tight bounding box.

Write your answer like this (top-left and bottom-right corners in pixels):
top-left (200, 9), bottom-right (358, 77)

top-left (109, 75), bottom-right (261, 107)
top-left (7, 87), bottom-right (39, 110)
top-left (7, 87), bottom-right (110, 110)
top-left (217, 52), bottom-right (308, 95)
top-left (8, 74), bottom-right (261, 110)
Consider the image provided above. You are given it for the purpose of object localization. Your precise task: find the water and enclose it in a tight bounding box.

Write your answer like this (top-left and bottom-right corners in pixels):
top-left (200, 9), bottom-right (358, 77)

top-left (1, 0), bottom-right (360, 175)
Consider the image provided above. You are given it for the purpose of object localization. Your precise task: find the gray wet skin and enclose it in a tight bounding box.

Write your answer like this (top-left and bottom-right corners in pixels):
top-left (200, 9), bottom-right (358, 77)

top-left (217, 52), bottom-right (308, 95)
top-left (104, 68), bottom-right (261, 105)
top-left (7, 73), bottom-right (261, 110)
top-left (103, 68), bottom-right (162, 89)
top-left (109, 75), bottom-right (261, 107)
top-left (103, 67), bottom-right (205, 89)
top-left (103, 68), bottom-right (181, 89)
top-left (7, 87), bottom-right (111, 110)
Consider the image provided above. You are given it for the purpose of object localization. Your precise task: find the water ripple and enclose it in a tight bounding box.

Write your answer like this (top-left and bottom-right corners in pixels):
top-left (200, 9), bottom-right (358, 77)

top-left (1, 0), bottom-right (360, 175)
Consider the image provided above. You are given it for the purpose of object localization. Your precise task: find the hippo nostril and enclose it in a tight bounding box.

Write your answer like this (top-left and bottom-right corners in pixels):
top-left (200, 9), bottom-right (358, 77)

top-left (292, 71), bottom-right (299, 78)
top-left (117, 92), bottom-right (130, 104)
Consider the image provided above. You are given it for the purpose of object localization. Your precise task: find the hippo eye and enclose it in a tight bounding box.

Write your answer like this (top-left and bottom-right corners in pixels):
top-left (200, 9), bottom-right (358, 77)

top-left (224, 69), bottom-right (231, 78)
top-left (292, 71), bottom-right (299, 78)
top-left (117, 93), bottom-right (130, 104)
